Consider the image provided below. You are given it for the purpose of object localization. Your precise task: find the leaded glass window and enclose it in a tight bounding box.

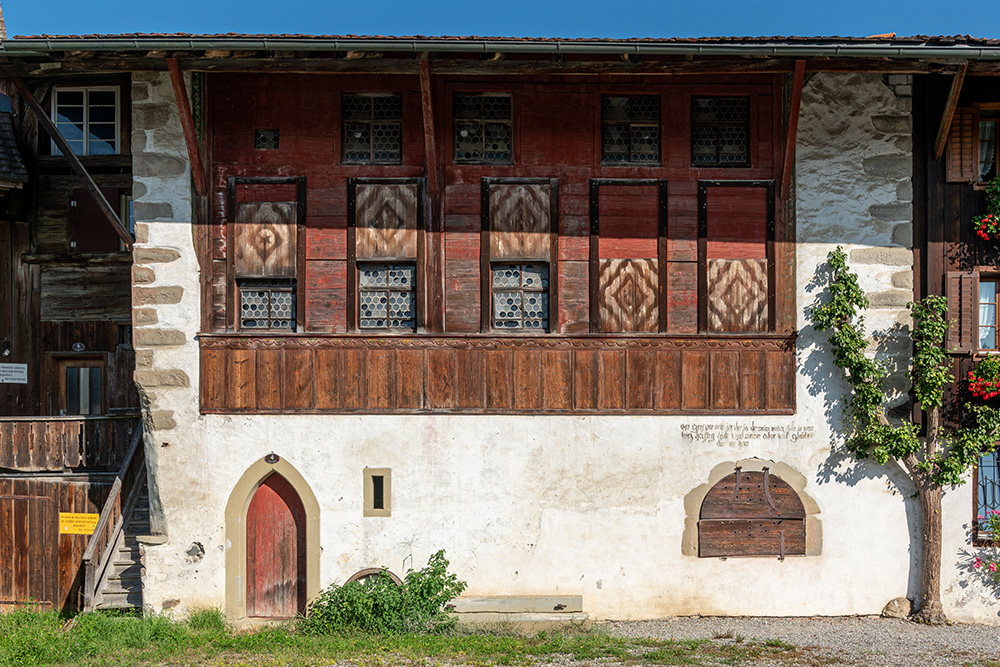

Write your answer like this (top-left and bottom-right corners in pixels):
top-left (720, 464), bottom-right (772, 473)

top-left (254, 129), bottom-right (279, 150)
top-left (491, 263), bottom-right (549, 330)
top-left (239, 278), bottom-right (296, 331)
top-left (691, 96), bottom-right (750, 167)
top-left (358, 262), bottom-right (416, 330)
top-left (454, 94), bottom-right (512, 164)
top-left (980, 280), bottom-right (998, 350)
top-left (602, 96), bottom-right (660, 165)
top-left (51, 87), bottom-right (119, 156)
top-left (343, 94), bottom-right (403, 164)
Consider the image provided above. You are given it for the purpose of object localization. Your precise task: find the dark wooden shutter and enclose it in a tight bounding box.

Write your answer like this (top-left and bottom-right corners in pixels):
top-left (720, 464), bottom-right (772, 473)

top-left (945, 107), bottom-right (978, 183)
top-left (698, 468), bottom-right (806, 558)
top-left (69, 187), bottom-right (122, 253)
top-left (945, 271), bottom-right (978, 354)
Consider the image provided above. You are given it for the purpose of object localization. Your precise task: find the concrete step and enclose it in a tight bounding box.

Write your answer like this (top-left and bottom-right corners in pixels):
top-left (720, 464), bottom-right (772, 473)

top-left (450, 595), bottom-right (583, 614)
top-left (453, 612), bottom-right (590, 633)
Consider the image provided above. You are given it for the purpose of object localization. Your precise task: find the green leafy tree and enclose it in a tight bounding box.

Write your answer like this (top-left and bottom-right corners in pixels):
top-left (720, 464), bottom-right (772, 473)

top-left (812, 247), bottom-right (1000, 624)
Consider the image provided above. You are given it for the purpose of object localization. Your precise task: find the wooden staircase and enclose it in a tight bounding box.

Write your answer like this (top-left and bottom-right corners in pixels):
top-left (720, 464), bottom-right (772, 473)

top-left (94, 484), bottom-right (148, 610)
top-left (82, 425), bottom-right (149, 612)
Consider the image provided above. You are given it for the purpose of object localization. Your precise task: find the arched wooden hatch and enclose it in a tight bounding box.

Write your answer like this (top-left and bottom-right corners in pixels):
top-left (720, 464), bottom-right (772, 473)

top-left (698, 466), bottom-right (806, 558)
top-left (246, 473), bottom-right (307, 617)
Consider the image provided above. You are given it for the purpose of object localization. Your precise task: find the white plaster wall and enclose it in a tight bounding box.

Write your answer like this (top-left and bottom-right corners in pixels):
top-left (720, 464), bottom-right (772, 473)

top-left (133, 71), bottom-right (1000, 622)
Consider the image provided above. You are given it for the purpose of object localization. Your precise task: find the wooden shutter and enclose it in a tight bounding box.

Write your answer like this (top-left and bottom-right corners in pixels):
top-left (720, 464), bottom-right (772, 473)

top-left (354, 183), bottom-right (419, 260)
top-left (945, 271), bottom-right (978, 354)
top-left (69, 187), bottom-right (122, 253)
top-left (489, 183), bottom-right (551, 260)
top-left (234, 201), bottom-right (297, 278)
top-left (703, 184), bottom-right (772, 333)
top-left (945, 107), bottom-right (978, 183)
top-left (593, 182), bottom-right (661, 333)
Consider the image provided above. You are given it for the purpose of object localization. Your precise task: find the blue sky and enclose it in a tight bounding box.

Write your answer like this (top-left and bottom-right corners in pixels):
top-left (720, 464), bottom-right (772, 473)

top-left (6, 0), bottom-right (1000, 40)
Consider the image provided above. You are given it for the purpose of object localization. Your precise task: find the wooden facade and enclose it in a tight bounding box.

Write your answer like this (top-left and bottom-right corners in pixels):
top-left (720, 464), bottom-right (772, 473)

top-left (198, 72), bottom-right (796, 414)
top-left (0, 77), bottom-right (140, 612)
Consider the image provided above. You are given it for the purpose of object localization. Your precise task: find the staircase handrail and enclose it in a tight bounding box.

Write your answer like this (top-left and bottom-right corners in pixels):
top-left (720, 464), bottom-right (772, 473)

top-left (82, 422), bottom-right (145, 612)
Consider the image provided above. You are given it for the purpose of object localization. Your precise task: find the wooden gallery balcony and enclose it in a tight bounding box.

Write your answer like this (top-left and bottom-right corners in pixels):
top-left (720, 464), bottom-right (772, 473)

top-left (0, 415), bottom-right (141, 472)
top-left (200, 335), bottom-right (796, 415)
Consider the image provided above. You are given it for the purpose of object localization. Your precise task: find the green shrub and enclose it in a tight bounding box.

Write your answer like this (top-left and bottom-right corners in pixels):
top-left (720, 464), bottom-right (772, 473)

top-left (302, 550), bottom-right (466, 635)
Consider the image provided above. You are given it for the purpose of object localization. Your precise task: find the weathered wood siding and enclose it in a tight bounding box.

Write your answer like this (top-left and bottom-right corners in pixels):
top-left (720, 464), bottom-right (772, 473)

top-left (200, 335), bottom-right (795, 414)
top-left (0, 477), bottom-right (113, 613)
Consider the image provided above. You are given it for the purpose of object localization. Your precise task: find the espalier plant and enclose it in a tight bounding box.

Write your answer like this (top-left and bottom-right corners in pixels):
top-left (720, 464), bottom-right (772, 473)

top-left (812, 247), bottom-right (1000, 624)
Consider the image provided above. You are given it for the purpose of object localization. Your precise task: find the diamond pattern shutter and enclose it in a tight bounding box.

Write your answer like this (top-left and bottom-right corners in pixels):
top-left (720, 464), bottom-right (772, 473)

top-left (945, 270), bottom-right (978, 354)
top-left (489, 183), bottom-right (551, 260)
top-left (355, 183), bottom-right (419, 260)
top-left (234, 201), bottom-right (297, 278)
top-left (703, 183), bottom-right (773, 333)
top-left (594, 183), bottom-right (661, 332)
top-left (945, 107), bottom-right (978, 183)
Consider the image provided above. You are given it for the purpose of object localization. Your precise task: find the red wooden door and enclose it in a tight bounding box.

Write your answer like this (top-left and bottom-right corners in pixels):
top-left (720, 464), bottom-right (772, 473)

top-left (246, 474), bottom-right (306, 617)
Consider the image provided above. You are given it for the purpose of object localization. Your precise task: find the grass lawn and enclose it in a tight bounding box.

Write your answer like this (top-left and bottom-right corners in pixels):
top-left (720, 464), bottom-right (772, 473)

top-left (0, 608), bottom-right (811, 667)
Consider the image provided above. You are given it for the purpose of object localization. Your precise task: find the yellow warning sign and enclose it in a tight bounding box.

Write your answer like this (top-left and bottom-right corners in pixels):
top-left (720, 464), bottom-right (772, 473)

top-left (59, 512), bottom-right (99, 535)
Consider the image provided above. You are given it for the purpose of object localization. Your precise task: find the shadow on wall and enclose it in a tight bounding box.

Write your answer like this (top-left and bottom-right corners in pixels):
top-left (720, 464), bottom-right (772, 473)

top-left (801, 254), bottom-right (921, 603)
top-left (954, 543), bottom-right (1000, 616)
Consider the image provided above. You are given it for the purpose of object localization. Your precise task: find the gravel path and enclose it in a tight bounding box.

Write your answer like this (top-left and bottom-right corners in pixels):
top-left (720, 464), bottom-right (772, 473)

top-left (599, 616), bottom-right (1000, 666)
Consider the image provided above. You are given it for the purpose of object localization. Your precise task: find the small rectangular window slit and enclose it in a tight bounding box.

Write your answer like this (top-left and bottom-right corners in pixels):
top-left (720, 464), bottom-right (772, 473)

top-left (363, 468), bottom-right (391, 517)
top-left (254, 129), bottom-right (279, 150)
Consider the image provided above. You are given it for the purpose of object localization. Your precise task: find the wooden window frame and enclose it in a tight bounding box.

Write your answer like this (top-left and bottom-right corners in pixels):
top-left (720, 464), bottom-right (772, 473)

top-left (50, 86), bottom-right (121, 156)
top-left (452, 93), bottom-right (514, 166)
top-left (697, 180), bottom-right (776, 333)
top-left (480, 177), bottom-right (559, 333)
top-left (341, 93), bottom-right (404, 165)
top-left (226, 175), bottom-right (307, 333)
top-left (690, 95), bottom-right (752, 169)
top-left (974, 450), bottom-right (1000, 544)
top-left (347, 177), bottom-right (426, 333)
top-left (978, 275), bottom-right (999, 351)
top-left (600, 95), bottom-right (662, 167)
top-left (47, 353), bottom-right (107, 416)
top-left (588, 178), bottom-right (669, 333)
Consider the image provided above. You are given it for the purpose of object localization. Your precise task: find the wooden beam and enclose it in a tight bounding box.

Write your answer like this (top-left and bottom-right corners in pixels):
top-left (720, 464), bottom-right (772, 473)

top-left (780, 60), bottom-right (806, 201)
top-left (9, 76), bottom-right (132, 249)
top-left (418, 53), bottom-right (444, 332)
top-left (418, 55), bottom-right (438, 196)
top-left (167, 58), bottom-right (207, 196)
top-left (933, 63), bottom-right (969, 161)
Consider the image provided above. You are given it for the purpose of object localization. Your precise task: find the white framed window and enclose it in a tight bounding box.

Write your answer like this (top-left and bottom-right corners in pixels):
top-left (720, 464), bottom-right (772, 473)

top-left (50, 87), bottom-right (120, 156)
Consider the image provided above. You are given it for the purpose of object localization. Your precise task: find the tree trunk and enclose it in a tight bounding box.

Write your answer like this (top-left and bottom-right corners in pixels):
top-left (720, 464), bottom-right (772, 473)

top-left (912, 483), bottom-right (947, 624)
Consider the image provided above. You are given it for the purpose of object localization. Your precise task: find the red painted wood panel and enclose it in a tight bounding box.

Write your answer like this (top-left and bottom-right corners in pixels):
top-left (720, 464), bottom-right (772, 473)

top-left (246, 474), bottom-right (306, 618)
top-left (597, 186), bottom-right (659, 260)
top-left (705, 186), bottom-right (768, 260)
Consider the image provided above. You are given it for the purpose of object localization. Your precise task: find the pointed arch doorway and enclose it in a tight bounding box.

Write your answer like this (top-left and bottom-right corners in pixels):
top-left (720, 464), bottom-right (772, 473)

top-left (225, 456), bottom-right (320, 620)
top-left (246, 473), bottom-right (306, 617)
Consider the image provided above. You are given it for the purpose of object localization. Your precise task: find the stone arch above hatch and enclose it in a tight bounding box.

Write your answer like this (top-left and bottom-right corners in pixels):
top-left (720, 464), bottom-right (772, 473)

top-left (681, 458), bottom-right (822, 558)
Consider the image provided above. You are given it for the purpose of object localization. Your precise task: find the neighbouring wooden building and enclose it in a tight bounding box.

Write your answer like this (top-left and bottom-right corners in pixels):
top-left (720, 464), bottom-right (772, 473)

top-left (1, 30), bottom-right (1000, 622)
